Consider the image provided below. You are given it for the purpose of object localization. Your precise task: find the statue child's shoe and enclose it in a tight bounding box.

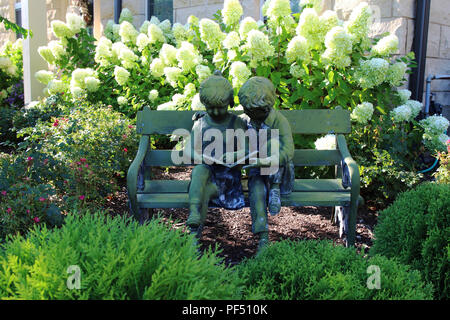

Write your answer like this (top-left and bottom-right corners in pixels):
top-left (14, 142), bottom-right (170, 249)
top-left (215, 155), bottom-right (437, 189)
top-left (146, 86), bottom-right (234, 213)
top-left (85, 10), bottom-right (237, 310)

top-left (186, 204), bottom-right (202, 227)
top-left (268, 187), bottom-right (281, 216)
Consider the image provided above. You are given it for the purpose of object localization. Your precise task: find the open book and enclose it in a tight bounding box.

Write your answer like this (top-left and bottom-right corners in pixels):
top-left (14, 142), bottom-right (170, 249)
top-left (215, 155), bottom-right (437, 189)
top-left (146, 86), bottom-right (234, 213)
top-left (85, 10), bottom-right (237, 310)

top-left (202, 150), bottom-right (259, 168)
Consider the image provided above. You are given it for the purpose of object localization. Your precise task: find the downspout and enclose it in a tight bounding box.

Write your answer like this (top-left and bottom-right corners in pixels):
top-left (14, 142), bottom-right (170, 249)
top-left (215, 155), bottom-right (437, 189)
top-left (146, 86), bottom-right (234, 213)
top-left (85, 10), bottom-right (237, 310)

top-left (408, 0), bottom-right (431, 102)
top-left (145, 0), bottom-right (153, 21)
top-left (114, 0), bottom-right (122, 24)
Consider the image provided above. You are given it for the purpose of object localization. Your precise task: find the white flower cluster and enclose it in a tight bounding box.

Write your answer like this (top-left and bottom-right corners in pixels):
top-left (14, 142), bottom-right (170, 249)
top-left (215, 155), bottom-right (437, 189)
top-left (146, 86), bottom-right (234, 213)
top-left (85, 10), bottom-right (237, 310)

top-left (70, 68), bottom-right (100, 95)
top-left (199, 19), bottom-right (225, 50)
top-left (196, 65), bottom-right (212, 83)
top-left (164, 66), bottom-right (183, 88)
top-left (148, 23), bottom-right (166, 44)
top-left (0, 56), bottom-right (17, 76)
top-left (286, 36), bottom-right (310, 64)
top-left (344, 2), bottom-right (373, 48)
top-left (289, 64), bottom-right (306, 78)
top-left (386, 61), bottom-right (407, 87)
top-left (354, 58), bottom-right (389, 89)
top-left (191, 93), bottom-right (206, 110)
top-left (296, 8), bottom-right (325, 50)
top-left (351, 102), bottom-right (374, 125)
top-left (35, 70), bottom-right (54, 85)
top-left (322, 26), bottom-right (353, 69)
top-left (114, 66), bottom-right (130, 86)
top-left (397, 89), bottom-right (411, 104)
top-left (243, 29), bottom-right (274, 67)
top-left (119, 21), bottom-right (139, 45)
top-left (315, 134), bottom-right (336, 150)
top-left (266, 0), bottom-right (291, 22)
top-left (223, 31), bottom-right (241, 49)
top-left (222, 0), bottom-right (243, 26)
top-left (239, 17), bottom-right (258, 40)
top-left (159, 44), bottom-right (178, 66)
top-left (230, 61), bottom-right (251, 88)
top-left (390, 104), bottom-right (412, 123)
top-left (177, 41), bottom-right (202, 72)
top-left (148, 89), bottom-right (159, 102)
top-left (420, 115), bottom-right (450, 151)
top-left (150, 58), bottom-right (165, 78)
top-left (172, 23), bottom-right (189, 45)
top-left (372, 34), bottom-right (399, 56)
top-left (119, 8), bottom-right (133, 24)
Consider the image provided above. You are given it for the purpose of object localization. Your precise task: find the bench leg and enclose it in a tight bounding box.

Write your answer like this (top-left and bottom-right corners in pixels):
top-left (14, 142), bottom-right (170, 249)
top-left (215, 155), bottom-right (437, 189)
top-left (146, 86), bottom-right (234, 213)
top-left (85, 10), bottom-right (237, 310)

top-left (347, 200), bottom-right (357, 247)
top-left (334, 204), bottom-right (357, 248)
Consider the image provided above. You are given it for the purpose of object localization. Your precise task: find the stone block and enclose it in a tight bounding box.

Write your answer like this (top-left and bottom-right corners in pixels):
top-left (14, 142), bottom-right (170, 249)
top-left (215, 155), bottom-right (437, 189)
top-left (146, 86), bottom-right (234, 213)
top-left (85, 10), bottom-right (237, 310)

top-left (370, 17), bottom-right (408, 55)
top-left (427, 23), bottom-right (441, 58)
top-left (174, 3), bottom-right (223, 24)
top-left (190, 0), bottom-right (208, 7)
top-left (392, 0), bottom-right (414, 19)
top-left (241, 0), bottom-right (261, 21)
top-left (430, 0), bottom-right (450, 26)
top-left (406, 18), bottom-right (414, 53)
top-left (100, 0), bottom-right (114, 21)
top-left (440, 25), bottom-right (450, 59)
top-left (335, 0), bottom-right (392, 22)
top-left (207, 0), bottom-right (225, 5)
top-left (424, 58), bottom-right (450, 92)
top-left (122, 0), bottom-right (145, 15)
top-left (174, 0), bottom-right (190, 9)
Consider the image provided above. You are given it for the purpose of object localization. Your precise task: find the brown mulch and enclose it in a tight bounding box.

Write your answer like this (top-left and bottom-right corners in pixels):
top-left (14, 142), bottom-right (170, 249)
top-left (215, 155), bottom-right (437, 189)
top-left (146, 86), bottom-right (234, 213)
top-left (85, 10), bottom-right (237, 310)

top-left (109, 167), bottom-right (377, 267)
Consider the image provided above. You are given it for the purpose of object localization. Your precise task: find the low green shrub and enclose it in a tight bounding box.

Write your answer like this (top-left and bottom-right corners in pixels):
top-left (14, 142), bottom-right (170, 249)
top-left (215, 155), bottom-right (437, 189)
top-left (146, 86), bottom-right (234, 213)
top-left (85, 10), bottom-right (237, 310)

top-left (0, 212), bottom-right (243, 299)
top-left (236, 240), bottom-right (433, 300)
top-left (371, 182), bottom-right (450, 299)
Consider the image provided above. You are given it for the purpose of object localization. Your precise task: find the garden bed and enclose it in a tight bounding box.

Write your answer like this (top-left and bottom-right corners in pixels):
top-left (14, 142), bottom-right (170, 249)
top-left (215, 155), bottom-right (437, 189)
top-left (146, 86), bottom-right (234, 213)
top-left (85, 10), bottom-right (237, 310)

top-left (109, 167), bottom-right (377, 267)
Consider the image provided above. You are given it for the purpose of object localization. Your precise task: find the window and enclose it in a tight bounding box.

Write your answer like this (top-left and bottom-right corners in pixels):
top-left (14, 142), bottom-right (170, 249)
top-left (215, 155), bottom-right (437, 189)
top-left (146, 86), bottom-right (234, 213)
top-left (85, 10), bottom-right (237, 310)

top-left (147, 0), bottom-right (173, 23)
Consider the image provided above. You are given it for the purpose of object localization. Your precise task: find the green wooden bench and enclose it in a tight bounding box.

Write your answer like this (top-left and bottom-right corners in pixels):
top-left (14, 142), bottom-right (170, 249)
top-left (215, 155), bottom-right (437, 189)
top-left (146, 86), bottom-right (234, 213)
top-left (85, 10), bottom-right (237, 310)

top-left (127, 107), bottom-right (363, 246)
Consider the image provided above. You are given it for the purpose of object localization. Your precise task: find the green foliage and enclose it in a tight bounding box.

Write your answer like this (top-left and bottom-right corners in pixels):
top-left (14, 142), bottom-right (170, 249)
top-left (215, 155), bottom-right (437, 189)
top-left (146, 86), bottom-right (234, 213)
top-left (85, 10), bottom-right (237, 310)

top-left (371, 183), bottom-right (450, 299)
top-left (433, 140), bottom-right (450, 184)
top-left (18, 102), bottom-right (139, 204)
top-left (236, 240), bottom-right (433, 300)
top-left (0, 213), bottom-right (243, 299)
top-left (0, 16), bottom-right (32, 38)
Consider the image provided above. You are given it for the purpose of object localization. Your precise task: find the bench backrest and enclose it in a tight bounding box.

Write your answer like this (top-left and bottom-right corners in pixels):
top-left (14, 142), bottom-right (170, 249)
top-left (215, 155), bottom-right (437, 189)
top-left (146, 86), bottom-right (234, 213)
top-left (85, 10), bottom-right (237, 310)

top-left (137, 109), bottom-right (350, 167)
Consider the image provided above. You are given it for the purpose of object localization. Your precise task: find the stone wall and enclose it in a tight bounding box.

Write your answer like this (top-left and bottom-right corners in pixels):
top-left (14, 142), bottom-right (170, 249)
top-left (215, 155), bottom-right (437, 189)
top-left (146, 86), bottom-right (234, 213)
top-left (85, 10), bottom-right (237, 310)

top-left (0, 0), bottom-right (17, 46)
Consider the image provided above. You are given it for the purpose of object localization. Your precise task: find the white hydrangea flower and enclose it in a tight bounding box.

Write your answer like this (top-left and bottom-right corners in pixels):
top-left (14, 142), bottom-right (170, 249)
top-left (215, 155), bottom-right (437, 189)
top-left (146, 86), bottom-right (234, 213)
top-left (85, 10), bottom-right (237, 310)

top-left (344, 2), bottom-right (373, 47)
top-left (196, 65), bottom-right (212, 83)
top-left (51, 20), bottom-right (74, 39)
top-left (321, 26), bottom-right (353, 69)
top-left (114, 66), bottom-right (130, 86)
top-left (187, 15), bottom-right (199, 27)
top-left (239, 17), bottom-right (258, 40)
top-left (222, 0), bottom-right (244, 26)
top-left (199, 18), bottom-right (226, 50)
top-left (119, 46), bottom-right (139, 69)
top-left (286, 35), bottom-right (310, 63)
top-left (35, 70), bottom-right (54, 85)
top-left (228, 49), bottom-right (237, 60)
top-left (243, 29), bottom-right (274, 66)
top-left (300, 0), bottom-right (324, 13)
top-left (117, 96), bottom-right (128, 105)
top-left (266, 0), bottom-right (291, 22)
top-left (320, 10), bottom-right (340, 31)
top-left (419, 115), bottom-right (450, 135)
top-left (66, 13), bottom-right (85, 34)
top-left (150, 16), bottom-right (161, 25)
top-left (177, 41), bottom-right (201, 72)
top-left (111, 41), bottom-right (127, 60)
top-left (0, 56), bottom-right (12, 70)
top-left (391, 104), bottom-right (412, 123)
top-left (172, 23), bottom-right (188, 45)
top-left (191, 93), bottom-right (206, 110)
top-left (84, 77), bottom-right (100, 92)
top-left (404, 100), bottom-right (422, 118)
top-left (229, 61), bottom-right (251, 88)
top-left (223, 31), bottom-right (241, 49)
top-left (148, 89), bottom-right (159, 102)
top-left (314, 134), bottom-right (336, 150)
top-left (70, 86), bottom-right (84, 99)
top-left (157, 101), bottom-right (177, 110)
top-left (148, 23), bottom-right (166, 44)
top-left (104, 20), bottom-right (116, 40)
top-left (119, 8), bottom-right (133, 24)
top-left (72, 68), bottom-right (96, 87)
top-left (354, 58), bottom-right (389, 89)
top-left (183, 83), bottom-right (196, 97)
top-left (164, 66), bottom-right (182, 88)
top-left (213, 51), bottom-right (225, 67)
top-left (289, 64), bottom-right (305, 78)
top-left (386, 61), bottom-right (407, 87)
top-left (159, 19), bottom-right (172, 35)
top-left (38, 46), bottom-right (56, 64)
top-left (159, 43), bottom-right (178, 67)
top-left (397, 89), bottom-right (411, 104)
top-left (136, 33), bottom-right (150, 51)
top-left (48, 40), bottom-right (65, 60)
top-left (119, 21), bottom-right (139, 45)
top-left (296, 8), bottom-right (327, 50)
top-left (372, 34), bottom-right (399, 56)
top-left (351, 102), bottom-right (374, 125)
top-left (47, 79), bottom-right (66, 95)
top-left (140, 21), bottom-right (150, 34)
top-left (422, 132), bottom-right (450, 152)
top-left (150, 58), bottom-right (165, 78)
top-left (172, 93), bottom-right (186, 107)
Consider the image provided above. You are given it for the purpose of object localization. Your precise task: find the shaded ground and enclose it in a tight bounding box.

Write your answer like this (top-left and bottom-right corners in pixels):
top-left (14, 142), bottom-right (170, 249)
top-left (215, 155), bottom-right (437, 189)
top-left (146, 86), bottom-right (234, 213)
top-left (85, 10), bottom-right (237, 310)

top-left (110, 167), bottom-right (377, 267)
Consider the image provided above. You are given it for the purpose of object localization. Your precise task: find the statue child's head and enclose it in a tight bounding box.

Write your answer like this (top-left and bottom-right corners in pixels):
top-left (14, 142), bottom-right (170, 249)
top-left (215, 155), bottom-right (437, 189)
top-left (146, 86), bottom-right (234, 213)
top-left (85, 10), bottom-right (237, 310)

top-left (238, 77), bottom-right (276, 123)
top-left (199, 70), bottom-right (234, 122)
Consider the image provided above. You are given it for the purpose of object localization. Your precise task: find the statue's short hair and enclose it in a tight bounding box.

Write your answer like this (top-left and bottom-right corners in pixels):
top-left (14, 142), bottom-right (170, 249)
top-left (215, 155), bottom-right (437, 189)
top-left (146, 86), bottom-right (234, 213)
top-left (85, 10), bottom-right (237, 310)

top-left (199, 71), bottom-right (234, 109)
top-left (238, 77), bottom-right (276, 110)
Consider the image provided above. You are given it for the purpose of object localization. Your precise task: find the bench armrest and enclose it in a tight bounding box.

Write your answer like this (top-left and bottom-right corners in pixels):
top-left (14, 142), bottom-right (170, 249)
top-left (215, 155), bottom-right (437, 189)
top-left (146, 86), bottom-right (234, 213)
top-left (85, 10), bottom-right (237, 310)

top-left (336, 134), bottom-right (360, 200)
top-left (127, 135), bottom-right (149, 218)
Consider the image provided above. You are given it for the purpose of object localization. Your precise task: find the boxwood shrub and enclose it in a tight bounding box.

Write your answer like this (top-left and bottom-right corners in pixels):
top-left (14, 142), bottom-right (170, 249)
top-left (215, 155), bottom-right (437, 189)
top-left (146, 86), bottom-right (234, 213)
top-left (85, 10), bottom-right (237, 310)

top-left (370, 182), bottom-right (450, 299)
top-left (236, 240), bottom-right (433, 300)
top-left (0, 212), bottom-right (243, 299)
